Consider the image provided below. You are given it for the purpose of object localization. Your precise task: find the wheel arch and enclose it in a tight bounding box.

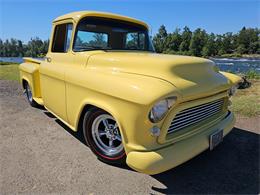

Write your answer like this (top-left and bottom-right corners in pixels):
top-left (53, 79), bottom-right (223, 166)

top-left (21, 77), bottom-right (30, 89)
top-left (21, 77), bottom-right (36, 98)
top-left (76, 102), bottom-right (128, 145)
top-left (21, 76), bottom-right (35, 97)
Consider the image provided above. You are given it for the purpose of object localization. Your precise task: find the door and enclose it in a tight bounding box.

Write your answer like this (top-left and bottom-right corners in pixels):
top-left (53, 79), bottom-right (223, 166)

top-left (40, 22), bottom-right (73, 121)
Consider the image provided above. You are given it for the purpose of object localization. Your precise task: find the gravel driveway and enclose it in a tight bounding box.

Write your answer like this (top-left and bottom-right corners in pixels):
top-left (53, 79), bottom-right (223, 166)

top-left (0, 80), bottom-right (259, 194)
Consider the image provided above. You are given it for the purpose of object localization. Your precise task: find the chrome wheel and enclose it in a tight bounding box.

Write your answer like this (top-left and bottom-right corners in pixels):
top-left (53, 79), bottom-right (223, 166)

top-left (91, 114), bottom-right (123, 156)
top-left (26, 84), bottom-right (33, 102)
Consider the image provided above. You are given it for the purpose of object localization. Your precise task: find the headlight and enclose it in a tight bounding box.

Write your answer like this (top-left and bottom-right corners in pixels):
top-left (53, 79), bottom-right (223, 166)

top-left (228, 85), bottom-right (238, 97)
top-left (149, 97), bottom-right (177, 123)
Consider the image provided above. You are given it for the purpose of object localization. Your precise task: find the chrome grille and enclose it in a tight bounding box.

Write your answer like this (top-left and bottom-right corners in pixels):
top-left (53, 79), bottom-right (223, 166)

top-left (167, 98), bottom-right (224, 134)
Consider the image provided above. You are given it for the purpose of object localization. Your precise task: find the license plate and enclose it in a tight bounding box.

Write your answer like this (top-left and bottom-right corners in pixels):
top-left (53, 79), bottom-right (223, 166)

top-left (210, 130), bottom-right (223, 150)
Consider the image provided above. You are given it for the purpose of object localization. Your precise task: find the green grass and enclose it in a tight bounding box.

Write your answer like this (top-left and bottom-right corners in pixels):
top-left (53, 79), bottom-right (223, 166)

top-left (245, 69), bottom-right (260, 80)
top-left (0, 61), bottom-right (19, 65)
top-left (231, 81), bottom-right (260, 117)
top-left (0, 64), bottom-right (20, 81)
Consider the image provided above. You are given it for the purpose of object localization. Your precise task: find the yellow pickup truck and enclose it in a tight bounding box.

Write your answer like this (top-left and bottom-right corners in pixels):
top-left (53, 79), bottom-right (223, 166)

top-left (19, 11), bottom-right (241, 175)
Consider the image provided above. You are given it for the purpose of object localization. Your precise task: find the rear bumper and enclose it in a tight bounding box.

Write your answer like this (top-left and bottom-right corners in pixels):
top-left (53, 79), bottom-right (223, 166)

top-left (126, 111), bottom-right (235, 175)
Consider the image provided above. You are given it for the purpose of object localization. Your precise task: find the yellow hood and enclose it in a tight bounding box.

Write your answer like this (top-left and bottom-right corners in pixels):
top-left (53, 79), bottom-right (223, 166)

top-left (87, 52), bottom-right (230, 100)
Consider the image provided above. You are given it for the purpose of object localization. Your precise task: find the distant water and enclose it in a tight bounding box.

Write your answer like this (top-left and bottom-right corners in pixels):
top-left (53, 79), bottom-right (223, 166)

top-left (211, 57), bottom-right (260, 73)
top-left (1, 56), bottom-right (259, 73)
top-left (0, 57), bottom-right (24, 64)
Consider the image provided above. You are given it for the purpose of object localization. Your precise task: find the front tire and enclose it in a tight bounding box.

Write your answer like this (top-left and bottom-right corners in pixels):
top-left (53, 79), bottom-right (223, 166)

top-left (24, 83), bottom-right (38, 107)
top-left (83, 108), bottom-right (126, 164)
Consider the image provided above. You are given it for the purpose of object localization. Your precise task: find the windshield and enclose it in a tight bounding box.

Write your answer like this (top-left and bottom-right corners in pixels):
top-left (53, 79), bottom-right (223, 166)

top-left (73, 17), bottom-right (155, 52)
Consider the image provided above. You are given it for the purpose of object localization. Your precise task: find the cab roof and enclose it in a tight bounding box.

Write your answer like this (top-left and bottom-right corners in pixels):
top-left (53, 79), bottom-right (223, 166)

top-left (53, 11), bottom-right (149, 29)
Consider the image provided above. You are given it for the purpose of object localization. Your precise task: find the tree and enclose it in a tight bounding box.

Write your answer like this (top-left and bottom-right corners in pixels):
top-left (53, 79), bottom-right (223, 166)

top-left (189, 28), bottom-right (207, 56)
top-left (236, 27), bottom-right (259, 54)
top-left (202, 33), bottom-right (217, 57)
top-left (0, 39), bottom-right (3, 56)
top-left (214, 35), bottom-right (224, 55)
top-left (236, 45), bottom-right (246, 54)
top-left (179, 26), bottom-right (192, 52)
top-left (249, 41), bottom-right (260, 54)
top-left (153, 25), bottom-right (168, 53)
top-left (4, 39), bottom-right (11, 57)
top-left (167, 28), bottom-right (182, 52)
top-left (222, 32), bottom-right (234, 54)
top-left (17, 40), bottom-right (24, 57)
top-left (25, 37), bottom-right (45, 57)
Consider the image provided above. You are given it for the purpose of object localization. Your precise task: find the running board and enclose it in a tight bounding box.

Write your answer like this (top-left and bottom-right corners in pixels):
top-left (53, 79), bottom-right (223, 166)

top-left (33, 97), bottom-right (44, 105)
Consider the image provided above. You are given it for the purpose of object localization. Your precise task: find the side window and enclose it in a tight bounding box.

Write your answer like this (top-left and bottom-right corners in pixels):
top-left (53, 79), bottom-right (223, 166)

top-left (52, 23), bottom-right (73, 52)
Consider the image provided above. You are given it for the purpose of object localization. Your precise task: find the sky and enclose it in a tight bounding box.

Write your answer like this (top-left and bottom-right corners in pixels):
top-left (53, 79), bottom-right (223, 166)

top-left (0, 0), bottom-right (259, 43)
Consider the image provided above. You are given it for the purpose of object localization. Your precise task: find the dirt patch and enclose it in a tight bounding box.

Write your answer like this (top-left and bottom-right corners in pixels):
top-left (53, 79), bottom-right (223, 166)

top-left (0, 80), bottom-right (259, 194)
top-left (235, 115), bottom-right (260, 133)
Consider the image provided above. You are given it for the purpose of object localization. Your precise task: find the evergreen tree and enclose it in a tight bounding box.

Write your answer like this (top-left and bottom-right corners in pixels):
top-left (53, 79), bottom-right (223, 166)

top-left (153, 25), bottom-right (168, 53)
top-left (167, 28), bottom-right (182, 52)
top-left (236, 27), bottom-right (259, 54)
top-left (202, 33), bottom-right (217, 57)
top-left (189, 28), bottom-right (207, 56)
top-left (17, 40), bottom-right (24, 57)
top-left (180, 26), bottom-right (192, 52)
top-left (222, 32), bottom-right (234, 54)
top-left (0, 39), bottom-right (3, 56)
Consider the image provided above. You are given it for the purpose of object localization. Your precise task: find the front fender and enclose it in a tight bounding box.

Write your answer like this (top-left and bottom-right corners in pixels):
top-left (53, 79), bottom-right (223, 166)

top-left (220, 71), bottom-right (242, 86)
top-left (65, 70), bottom-right (179, 153)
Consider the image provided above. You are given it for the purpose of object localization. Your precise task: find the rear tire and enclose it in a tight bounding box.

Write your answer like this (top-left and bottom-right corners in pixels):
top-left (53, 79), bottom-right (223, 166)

top-left (24, 82), bottom-right (38, 107)
top-left (82, 108), bottom-right (126, 164)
